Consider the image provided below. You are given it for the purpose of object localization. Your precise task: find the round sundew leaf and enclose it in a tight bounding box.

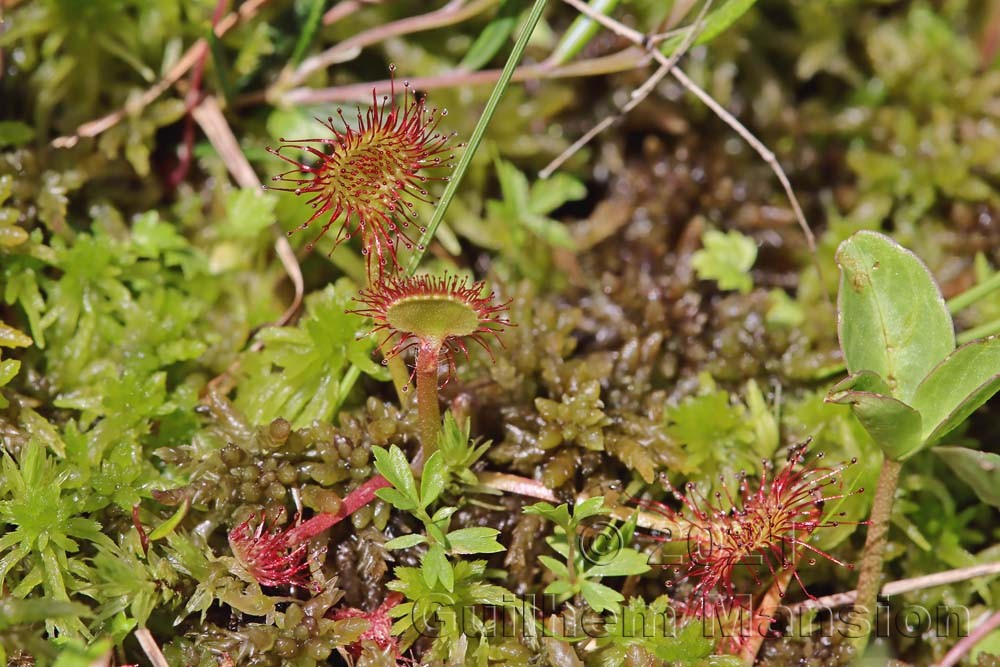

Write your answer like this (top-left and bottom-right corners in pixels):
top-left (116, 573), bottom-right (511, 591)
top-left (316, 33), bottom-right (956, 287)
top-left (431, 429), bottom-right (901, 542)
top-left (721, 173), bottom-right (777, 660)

top-left (385, 295), bottom-right (482, 343)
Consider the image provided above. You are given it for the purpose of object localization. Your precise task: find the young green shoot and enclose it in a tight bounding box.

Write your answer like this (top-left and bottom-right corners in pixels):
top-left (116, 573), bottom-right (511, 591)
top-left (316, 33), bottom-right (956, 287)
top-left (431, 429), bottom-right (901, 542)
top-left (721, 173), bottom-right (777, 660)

top-left (828, 231), bottom-right (1000, 654)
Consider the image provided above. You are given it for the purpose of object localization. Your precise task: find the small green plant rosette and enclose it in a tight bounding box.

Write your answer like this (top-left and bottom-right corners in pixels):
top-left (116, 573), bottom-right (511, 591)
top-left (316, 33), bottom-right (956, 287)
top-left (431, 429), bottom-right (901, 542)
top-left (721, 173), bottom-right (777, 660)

top-left (828, 230), bottom-right (1000, 461)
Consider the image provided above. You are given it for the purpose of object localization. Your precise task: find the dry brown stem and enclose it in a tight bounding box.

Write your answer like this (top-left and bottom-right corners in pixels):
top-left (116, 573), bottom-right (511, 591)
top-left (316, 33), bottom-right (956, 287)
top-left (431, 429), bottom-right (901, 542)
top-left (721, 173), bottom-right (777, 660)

top-left (547, 0), bottom-right (820, 267)
top-left (275, 47), bottom-right (653, 105)
top-left (284, 0), bottom-right (497, 89)
top-left (135, 628), bottom-right (170, 667)
top-left (788, 560), bottom-right (1000, 614)
top-left (50, 0), bottom-right (271, 149)
top-left (191, 96), bottom-right (304, 329)
top-left (539, 0), bottom-right (712, 178)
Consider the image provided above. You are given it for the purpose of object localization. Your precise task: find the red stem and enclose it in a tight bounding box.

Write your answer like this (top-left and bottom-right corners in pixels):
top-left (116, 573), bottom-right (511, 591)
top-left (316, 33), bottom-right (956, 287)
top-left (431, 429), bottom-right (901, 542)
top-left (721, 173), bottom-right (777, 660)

top-left (167, 0), bottom-right (229, 188)
top-left (280, 324), bottom-right (440, 550)
top-left (416, 339), bottom-right (442, 459)
top-left (285, 474), bottom-right (391, 545)
top-left (132, 504), bottom-right (150, 555)
top-left (939, 609), bottom-right (1000, 667)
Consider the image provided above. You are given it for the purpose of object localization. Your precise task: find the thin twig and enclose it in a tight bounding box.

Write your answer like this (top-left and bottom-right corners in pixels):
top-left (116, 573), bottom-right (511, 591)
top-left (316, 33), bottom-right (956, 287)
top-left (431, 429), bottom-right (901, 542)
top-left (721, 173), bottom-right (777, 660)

top-left (788, 560), bottom-right (1000, 614)
top-left (539, 0), bottom-right (712, 178)
top-left (672, 68), bottom-right (819, 263)
top-left (190, 97), bottom-right (259, 189)
top-left (546, 0), bottom-right (820, 272)
top-left (283, 0), bottom-right (495, 89)
top-left (135, 628), bottom-right (170, 667)
top-left (475, 471), bottom-right (680, 533)
top-left (323, 0), bottom-right (385, 26)
top-left (194, 96), bottom-right (306, 397)
top-left (274, 46), bottom-right (652, 105)
top-left (477, 471), bottom-right (558, 501)
top-left (50, 0), bottom-right (271, 149)
top-left (191, 96), bottom-right (304, 329)
top-left (938, 609), bottom-right (1000, 667)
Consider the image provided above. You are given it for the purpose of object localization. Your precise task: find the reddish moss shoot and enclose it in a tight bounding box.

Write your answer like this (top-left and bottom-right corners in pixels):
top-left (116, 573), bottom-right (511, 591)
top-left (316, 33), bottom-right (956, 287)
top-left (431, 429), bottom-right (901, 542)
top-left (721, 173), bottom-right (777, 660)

top-left (267, 65), bottom-right (459, 275)
top-left (228, 509), bottom-right (315, 591)
top-left (331, 591), bottom-right (404, 659)
top-left (228, 476), bottom-right (392, 590)
top-left (350, 273), bottom-right (511, 454)
top-left (637, 442), bottom-right (866, 604)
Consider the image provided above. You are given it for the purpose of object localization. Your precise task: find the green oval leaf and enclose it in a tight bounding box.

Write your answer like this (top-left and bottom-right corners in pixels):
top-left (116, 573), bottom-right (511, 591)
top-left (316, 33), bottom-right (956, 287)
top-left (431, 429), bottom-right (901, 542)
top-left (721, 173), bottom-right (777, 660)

top-left (372, 445), bottom-right (418, 504)
top-left (580, 580), bottom-right (623, 613)
top-left (419, 451), bottom-right (446, 509)
top-left (586, 547), bottom-right (651, 578)
top-left (422, 544), bottom-right (454, 592)
top-left (826, 387), bottom-right (922, 460)
top-left (835, 231), bottom-right (954, 403)
top-left (910, 336), bottom-right (1000, 445)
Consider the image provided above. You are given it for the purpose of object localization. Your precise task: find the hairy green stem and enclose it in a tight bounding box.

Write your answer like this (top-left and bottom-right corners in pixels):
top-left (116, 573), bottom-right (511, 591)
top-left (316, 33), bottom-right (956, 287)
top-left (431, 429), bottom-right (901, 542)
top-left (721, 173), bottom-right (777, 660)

top-left (848, 457), bottom-right (902, 655)
top-left (415, 341), bottom-right (442, 458)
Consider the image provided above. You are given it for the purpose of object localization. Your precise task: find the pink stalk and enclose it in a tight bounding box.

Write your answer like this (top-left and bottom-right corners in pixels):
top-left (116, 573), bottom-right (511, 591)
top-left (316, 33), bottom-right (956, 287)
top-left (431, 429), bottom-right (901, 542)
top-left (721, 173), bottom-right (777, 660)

top-left (415, 339), bottom-right (443, 458)
top-left (285, 474), bottom-right (391, 546)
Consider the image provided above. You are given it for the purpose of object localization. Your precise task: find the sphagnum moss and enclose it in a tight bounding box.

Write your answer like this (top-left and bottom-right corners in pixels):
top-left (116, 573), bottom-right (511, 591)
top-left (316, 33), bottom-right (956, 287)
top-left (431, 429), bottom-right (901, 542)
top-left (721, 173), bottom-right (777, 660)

top-left (4, 2), bottom-right (1000, 664)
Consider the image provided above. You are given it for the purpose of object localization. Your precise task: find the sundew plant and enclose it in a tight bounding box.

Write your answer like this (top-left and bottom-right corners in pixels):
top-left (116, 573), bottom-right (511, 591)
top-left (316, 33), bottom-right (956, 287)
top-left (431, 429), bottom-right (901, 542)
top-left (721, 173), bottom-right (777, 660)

top-left (3, 1), bottom-right (1000, 666)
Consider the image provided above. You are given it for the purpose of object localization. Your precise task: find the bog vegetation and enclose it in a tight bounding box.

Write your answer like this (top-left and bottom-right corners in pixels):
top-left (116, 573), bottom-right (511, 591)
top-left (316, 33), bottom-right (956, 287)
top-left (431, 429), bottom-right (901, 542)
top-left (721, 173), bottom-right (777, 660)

top-left (1, 1), bottom-right (1000, 666)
